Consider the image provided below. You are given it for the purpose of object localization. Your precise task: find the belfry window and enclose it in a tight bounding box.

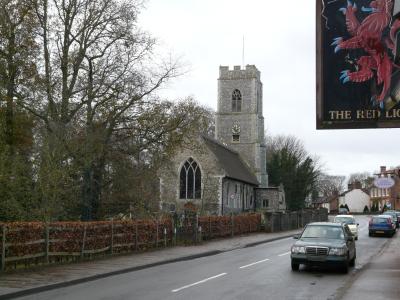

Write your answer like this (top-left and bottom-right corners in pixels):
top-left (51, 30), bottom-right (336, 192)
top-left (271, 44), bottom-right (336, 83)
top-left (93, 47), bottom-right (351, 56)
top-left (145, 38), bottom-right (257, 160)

top-left (179, 158), bottom-right (201, 199)
top-left (232, 89), bottom-right (242, 112)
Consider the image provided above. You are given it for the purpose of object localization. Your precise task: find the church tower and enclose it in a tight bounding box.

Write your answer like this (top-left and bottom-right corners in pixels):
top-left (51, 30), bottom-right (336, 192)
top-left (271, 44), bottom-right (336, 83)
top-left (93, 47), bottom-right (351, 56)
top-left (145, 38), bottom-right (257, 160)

top-left (215, 65), bottom-right (268, 188)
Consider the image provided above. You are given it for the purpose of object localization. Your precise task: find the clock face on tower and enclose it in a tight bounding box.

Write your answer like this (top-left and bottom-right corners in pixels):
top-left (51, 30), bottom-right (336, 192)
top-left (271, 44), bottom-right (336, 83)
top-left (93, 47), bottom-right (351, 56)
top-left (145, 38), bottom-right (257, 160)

top-left (232, 123), bottom-right (241, 134)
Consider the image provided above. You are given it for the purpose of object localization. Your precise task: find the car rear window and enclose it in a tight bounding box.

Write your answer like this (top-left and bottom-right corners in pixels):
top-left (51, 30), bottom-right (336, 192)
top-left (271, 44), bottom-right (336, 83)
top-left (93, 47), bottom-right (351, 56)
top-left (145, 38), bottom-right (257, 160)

top-left (372, 217), bottom-right (389, 224)
top-left (334, 217), bottom-right (355, 224)
top-left (383, 213), bottom-right (396, 218)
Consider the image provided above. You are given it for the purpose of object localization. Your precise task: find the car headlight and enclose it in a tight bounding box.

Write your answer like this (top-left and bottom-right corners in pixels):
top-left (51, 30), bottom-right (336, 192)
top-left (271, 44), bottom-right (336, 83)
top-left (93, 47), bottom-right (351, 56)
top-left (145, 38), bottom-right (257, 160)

top-left (329, 247), bottom-right (346, 256)
top-left (291, 246), bottom-right (305, 254)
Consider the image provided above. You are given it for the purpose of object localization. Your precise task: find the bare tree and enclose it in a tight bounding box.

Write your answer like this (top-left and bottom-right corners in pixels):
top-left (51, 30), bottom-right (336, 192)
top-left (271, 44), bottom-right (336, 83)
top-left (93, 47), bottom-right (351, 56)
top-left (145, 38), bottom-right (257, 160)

top-left (316, 173), bottom-right (346, 196)
top-left (9, 0), bottom-right (194, 220)
top-left (348, 172), bottom-right (373, 188)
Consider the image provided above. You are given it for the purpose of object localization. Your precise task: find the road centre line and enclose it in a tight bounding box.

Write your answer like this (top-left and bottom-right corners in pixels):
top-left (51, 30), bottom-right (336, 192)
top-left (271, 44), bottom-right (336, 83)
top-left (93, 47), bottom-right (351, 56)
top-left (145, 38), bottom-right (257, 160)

top-left (239, 258), bottom-right (270, 269)
top-left (171, 273), bottom-right (227, 293)
top-left (278, 251), bottom-right (291, 257)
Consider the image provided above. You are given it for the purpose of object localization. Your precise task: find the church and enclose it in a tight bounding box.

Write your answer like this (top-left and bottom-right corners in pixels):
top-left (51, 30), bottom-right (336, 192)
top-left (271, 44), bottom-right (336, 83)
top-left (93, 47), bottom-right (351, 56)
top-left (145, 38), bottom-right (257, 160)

top-left (159, 65), bottom-right (286, 215)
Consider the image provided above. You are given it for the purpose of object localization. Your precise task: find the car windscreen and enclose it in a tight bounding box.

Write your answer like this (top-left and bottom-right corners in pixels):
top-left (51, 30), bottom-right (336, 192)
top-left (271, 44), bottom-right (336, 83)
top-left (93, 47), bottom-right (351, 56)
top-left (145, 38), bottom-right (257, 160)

top-left (334, 217), bottom-right (355, 224)
top-left (372, 217), bottom-right (389, 224)
top-left (301, 225), bottom-right (344, 239)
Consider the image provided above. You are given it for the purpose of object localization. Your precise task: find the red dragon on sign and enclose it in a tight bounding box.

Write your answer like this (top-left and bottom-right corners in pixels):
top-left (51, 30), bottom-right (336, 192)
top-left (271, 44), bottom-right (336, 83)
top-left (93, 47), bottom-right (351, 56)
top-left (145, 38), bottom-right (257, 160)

top-left (332, 0), bottom-right (400, 108)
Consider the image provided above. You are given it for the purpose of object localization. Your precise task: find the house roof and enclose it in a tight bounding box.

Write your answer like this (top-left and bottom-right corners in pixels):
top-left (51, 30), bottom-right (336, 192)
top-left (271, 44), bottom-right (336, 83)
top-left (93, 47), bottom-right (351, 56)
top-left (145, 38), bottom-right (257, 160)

top-left (201, 135), bottom-right (260, 186)
top-left (339, 188), bottom-right (370, 197)
top-left (312, 194), bottom-right (338, 204)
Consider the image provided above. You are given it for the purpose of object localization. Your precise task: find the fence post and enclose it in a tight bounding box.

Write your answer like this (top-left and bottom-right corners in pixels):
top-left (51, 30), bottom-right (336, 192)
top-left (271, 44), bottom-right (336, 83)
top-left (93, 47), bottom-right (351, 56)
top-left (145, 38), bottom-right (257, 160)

top-left (156, 220), bottom-right (159, 248)
top-left (209, 216), bottom-right (211, 238)
top-left (110, 219), bottom-right (114, 255)
top-left (195, 214), bottom-right (198, 243)
top-left (135, 222), bottom-right (138, 251)
top-left (1, 225), bottom-right (6, 272)
top-left (164, 227), bottom-right (167, 248)
top-left (81, 224), bottom-right (87, 259)
top-left (198, 226), bottom-right (202, 243)
top-left (231, 213), bottom-right (234, 237)
top-left (174, 227), bottom-right (177, 246)
top-left (45, 223), bottom-right (49, 264)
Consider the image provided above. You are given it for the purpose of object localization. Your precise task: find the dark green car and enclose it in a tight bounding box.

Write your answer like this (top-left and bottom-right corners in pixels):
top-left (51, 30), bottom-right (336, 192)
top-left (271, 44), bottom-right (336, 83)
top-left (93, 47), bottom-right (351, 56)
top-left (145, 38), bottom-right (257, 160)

top-left (290, 222), bottom-right (356, 273)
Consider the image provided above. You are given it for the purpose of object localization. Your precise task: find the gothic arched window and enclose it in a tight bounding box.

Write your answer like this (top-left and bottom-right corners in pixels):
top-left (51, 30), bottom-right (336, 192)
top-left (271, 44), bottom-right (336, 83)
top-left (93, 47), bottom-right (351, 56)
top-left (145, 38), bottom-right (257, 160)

top-left (179, 158), bottom-right (201, 199)
top-left (232, 89), bottom-right (242, 112)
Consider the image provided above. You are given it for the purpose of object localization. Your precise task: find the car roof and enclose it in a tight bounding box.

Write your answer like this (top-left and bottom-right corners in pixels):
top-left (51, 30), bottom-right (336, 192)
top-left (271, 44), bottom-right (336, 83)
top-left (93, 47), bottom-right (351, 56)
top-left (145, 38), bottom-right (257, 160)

top-left (375, 215), bottom-right (392, 218)
top-left (307, 222), bottom-right (342, 227)
top-left (335, 215), bottom-right (354, 218)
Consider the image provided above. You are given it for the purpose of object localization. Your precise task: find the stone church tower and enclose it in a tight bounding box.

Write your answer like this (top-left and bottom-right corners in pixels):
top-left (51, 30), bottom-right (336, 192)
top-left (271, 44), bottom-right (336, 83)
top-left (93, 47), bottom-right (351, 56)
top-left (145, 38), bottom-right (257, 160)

top-left (215, 65), bottom-right (268, 188)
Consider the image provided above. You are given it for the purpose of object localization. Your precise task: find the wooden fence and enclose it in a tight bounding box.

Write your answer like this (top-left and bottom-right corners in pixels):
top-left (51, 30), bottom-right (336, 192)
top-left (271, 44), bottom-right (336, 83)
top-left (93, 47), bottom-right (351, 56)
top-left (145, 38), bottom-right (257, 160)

top-left (0, 219), bottom-right (173, 272)
top-left (0, 213), bottom-right (261, 272)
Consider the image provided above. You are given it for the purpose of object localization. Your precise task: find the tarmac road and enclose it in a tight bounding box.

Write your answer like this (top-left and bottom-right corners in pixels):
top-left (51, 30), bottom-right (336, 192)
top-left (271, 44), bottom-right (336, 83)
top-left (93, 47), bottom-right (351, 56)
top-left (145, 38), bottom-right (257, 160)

top-left (13, 215), bottom-right (398, 300)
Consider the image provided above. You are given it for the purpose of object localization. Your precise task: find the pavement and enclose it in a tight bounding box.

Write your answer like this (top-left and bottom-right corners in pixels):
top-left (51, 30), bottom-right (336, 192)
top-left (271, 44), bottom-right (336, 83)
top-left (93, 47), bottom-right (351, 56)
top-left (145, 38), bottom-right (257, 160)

top-left (0, 227), bottom-right (399, 300)
top-left (339, 231), bottom-right (400, 300)
top-left (0, 229), bottom-right (301, 300)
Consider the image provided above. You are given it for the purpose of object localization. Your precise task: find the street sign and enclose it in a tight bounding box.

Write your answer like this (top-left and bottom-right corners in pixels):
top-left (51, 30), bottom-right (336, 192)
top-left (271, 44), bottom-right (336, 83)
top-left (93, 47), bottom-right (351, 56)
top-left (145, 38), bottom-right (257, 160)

top-left (374, 177), bottom-right (395, 188)
top-left (316, 0), bottom-right (400, 129)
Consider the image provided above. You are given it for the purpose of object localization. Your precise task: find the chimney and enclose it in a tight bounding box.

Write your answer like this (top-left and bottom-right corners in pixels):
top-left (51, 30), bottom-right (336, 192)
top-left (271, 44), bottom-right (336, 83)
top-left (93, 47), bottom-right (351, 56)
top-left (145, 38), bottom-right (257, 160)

top-left (380, 166), bottom-right (386, 174)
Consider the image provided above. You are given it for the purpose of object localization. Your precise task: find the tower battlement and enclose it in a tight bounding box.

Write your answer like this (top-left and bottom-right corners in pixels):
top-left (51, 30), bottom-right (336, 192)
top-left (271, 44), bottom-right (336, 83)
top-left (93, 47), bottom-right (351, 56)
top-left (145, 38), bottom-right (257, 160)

top-left (219, 65), bottom-right (260, 80)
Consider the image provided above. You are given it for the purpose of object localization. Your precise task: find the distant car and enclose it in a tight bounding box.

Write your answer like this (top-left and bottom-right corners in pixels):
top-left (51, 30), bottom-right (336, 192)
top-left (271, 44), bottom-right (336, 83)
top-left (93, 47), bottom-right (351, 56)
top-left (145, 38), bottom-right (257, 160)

top-left (334, 215), bottom-right (359, 240)
top-left (338, 207), bottom-right (349, 215)
top-left (368, 215), bottom-right (395, 237)
top-left (382, 211), bottom-right (400, 228)
top-left (290, 222), bottom-right (356, 273)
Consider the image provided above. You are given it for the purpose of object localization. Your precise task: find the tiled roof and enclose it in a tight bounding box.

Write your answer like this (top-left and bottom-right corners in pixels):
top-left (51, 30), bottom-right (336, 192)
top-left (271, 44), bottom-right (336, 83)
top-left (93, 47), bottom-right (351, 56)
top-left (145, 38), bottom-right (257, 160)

top-left (201, 135), bottom-right (260, 186)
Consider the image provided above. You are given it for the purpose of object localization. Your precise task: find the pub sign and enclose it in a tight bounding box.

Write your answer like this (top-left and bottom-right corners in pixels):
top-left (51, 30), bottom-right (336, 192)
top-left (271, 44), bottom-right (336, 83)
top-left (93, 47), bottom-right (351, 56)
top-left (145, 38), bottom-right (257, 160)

top-left (317, 0), bottom-right (400, 128)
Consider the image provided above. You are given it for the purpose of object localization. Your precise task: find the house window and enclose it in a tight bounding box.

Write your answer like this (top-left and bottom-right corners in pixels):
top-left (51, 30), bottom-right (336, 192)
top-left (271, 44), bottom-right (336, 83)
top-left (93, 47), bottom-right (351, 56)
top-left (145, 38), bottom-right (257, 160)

top-left (179, 158), bottom-right (201, 199)
top-left (263, 199), bottom-right (269, 208)
top-left (232, 89), bottom-right (242, 112)
top-left (232, 134), bottom-right (240, 142)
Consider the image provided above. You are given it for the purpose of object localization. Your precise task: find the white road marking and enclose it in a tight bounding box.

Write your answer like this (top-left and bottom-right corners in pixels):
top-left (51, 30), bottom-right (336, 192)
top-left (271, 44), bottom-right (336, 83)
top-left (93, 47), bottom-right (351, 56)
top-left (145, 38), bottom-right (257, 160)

top-left (171, 273), bottom-right (227, 293)
top-left (239, 258), bottom-right (270, 269)
top-left (278, 251), bottom-right (291, 257)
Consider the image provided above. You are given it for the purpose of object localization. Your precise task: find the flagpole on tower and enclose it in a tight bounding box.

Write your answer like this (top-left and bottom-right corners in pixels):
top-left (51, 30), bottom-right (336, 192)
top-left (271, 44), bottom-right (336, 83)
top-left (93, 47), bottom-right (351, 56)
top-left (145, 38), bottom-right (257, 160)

top-left (242, 35), bottom-right (245, 68)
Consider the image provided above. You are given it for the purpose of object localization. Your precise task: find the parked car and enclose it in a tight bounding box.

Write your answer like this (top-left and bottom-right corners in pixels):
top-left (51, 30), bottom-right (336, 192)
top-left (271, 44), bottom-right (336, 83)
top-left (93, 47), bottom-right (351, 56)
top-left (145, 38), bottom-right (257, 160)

top-left (333, 215), bottom-right (359, 240)
top-left (290, 222), bottom-right (356, 273)
top-left (383, 211), bottom-right (400, 228)
top-left (368, 215), bottom-right (395, 237)
top-left (338, 207), bottom-right (349, 215)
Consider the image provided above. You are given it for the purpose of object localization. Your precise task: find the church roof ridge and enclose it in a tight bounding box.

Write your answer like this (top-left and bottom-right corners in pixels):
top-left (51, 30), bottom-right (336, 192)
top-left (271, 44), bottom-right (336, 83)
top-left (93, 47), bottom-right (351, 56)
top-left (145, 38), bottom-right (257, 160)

top-left (200, 134), bottom-right (259, 186)
top-left (200, 134), bottom-right (239, 154)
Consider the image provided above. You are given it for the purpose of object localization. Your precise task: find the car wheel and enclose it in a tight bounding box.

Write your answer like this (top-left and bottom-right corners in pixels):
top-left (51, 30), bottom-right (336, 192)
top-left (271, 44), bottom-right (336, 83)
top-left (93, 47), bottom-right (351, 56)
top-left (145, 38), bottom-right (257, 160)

top-left (349, 251), bottom-right (356, 267)
top-left (342, 255), bottom-right (349, 273)
top-left (291, 261), bottom-right (299, 271)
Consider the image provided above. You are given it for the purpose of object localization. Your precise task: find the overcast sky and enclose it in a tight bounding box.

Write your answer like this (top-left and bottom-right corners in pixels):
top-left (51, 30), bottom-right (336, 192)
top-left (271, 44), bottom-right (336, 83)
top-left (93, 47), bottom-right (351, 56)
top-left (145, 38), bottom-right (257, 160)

top-left (139, 0), bottom-right (400, 180)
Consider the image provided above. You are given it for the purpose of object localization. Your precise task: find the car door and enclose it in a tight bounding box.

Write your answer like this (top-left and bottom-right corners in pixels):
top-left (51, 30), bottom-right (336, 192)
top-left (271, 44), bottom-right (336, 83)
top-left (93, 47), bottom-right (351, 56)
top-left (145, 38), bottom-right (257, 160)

top-left (343, 225), bottom-right (355, 259)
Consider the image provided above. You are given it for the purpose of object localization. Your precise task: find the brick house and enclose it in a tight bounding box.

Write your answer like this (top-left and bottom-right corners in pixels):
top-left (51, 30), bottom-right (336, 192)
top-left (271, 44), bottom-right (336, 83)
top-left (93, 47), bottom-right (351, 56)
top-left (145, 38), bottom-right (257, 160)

top-left (370, 166), bottom-right (400, 210)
